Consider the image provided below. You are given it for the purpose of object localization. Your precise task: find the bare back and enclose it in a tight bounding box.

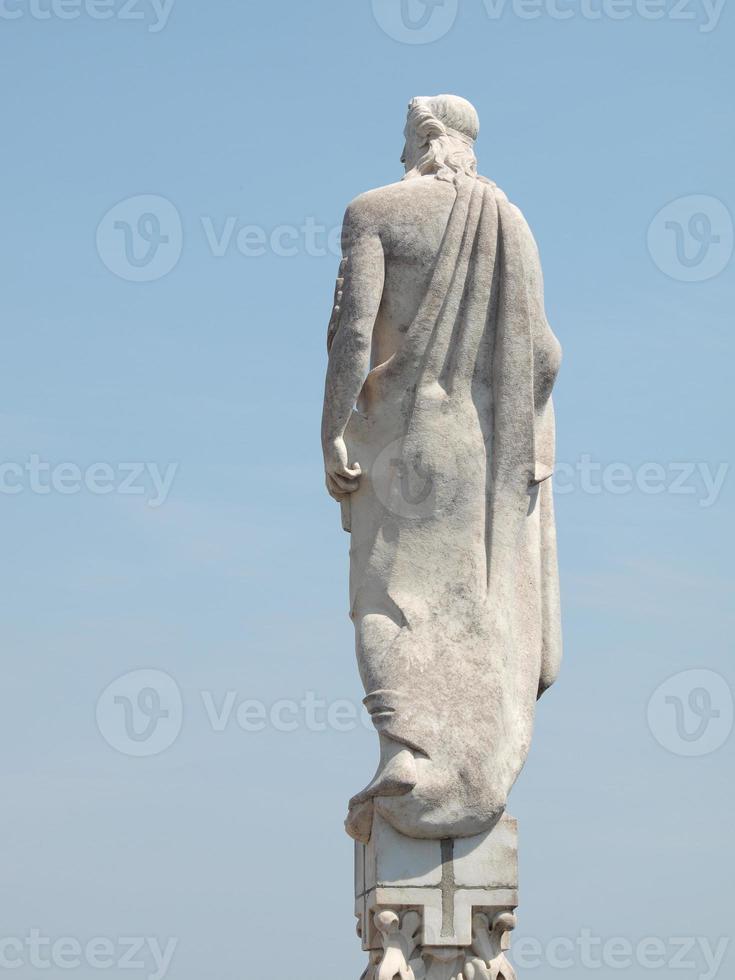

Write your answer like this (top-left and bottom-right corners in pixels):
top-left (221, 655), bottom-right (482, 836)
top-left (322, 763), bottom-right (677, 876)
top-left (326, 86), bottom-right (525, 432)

top-left (350, 176), bottom-right (457, 375)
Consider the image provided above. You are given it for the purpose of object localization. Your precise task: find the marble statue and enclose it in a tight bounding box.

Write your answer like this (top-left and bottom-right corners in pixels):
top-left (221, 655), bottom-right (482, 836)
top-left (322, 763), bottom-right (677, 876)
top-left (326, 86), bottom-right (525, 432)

top-left (321, 93), bottom-right (562, 979)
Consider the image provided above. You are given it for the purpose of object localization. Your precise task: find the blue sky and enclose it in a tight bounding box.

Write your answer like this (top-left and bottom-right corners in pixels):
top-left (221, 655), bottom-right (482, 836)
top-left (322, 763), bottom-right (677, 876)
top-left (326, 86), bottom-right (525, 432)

top-left (0, 1), bottom-right (733, 978)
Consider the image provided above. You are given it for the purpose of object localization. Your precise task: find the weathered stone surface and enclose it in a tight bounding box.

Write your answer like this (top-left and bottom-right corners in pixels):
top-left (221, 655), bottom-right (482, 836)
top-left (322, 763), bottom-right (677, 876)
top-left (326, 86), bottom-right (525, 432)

top-left (356, 812), bottom-right (517, 948)
top-left (355, 813), bottom-right (518, 978)
top-left (322, 94), bottom-right (562, 844)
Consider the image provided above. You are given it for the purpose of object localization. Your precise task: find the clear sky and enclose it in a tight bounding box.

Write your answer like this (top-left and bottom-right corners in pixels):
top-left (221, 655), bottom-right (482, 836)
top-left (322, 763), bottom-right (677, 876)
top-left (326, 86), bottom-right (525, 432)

top-left (1, 1), bottom-right (733, 978)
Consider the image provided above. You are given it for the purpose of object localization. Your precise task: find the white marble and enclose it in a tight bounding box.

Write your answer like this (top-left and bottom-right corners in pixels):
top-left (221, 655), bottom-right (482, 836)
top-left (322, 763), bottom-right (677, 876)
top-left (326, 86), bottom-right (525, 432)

top-left (356, 813), bottom-right (518, 978)
top-left (322, 95), bottom-right (562, 846)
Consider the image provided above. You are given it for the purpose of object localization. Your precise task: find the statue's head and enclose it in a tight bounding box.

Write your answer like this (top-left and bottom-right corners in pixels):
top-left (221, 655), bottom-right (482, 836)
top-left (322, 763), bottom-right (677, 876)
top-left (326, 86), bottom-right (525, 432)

top-left (401, 94), bottom-right (480, 182)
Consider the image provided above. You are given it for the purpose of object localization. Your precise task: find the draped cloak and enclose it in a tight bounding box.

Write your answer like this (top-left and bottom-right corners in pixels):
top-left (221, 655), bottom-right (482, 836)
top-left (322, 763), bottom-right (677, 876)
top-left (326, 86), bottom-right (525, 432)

top-left (340, 174), bottom-right (562, 840)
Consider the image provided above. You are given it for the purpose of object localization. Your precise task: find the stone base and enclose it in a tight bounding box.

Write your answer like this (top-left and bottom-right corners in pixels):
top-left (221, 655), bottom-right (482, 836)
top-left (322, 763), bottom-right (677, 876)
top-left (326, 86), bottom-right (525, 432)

top-left (355, 813), bottom-right (518, 979)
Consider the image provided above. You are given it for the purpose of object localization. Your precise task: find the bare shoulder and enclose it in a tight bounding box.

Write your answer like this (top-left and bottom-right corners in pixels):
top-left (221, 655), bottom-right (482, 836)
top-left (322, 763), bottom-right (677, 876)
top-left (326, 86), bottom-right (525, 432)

top-left (345, 176), bottom-right (455, 232)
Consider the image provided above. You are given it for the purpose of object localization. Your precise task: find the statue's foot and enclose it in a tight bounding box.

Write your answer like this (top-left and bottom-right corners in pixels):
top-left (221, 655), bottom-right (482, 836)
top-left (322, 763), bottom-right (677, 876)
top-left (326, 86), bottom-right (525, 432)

top-left (350, 746), bottom-right (418, 806)
top-left (346, 746), bottom-right (418, 842)
top-left (346, 799), bottom-right (374, 843)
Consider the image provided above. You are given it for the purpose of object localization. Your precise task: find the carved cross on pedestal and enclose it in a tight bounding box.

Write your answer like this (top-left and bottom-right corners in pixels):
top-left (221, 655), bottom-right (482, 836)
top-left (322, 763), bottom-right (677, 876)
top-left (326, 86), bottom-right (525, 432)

top-left (355, 815), bottom-right (519, 978)
top-left (439, 839), bottom-right (456, 939)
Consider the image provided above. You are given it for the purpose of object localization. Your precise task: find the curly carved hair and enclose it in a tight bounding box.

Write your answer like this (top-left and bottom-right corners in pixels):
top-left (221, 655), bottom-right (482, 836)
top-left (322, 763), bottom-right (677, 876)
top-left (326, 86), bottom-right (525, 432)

top-left (403, 94), bottom-right (480, 183)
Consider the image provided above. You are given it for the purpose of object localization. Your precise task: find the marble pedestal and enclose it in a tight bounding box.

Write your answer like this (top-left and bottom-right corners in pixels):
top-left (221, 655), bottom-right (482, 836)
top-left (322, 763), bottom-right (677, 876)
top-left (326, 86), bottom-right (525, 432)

top-left (355, 813), bottom-right (518, 979)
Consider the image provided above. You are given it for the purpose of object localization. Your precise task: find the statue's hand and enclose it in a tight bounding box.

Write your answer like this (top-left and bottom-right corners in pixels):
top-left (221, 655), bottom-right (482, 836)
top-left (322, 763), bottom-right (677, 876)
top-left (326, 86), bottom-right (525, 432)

top-left (324, 437), bottom-right (362, 501)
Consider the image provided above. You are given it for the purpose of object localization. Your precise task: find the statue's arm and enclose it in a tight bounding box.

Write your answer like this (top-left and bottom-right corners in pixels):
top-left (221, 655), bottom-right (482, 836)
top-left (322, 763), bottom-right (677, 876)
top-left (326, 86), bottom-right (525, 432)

top-left (321, 198), bottom-right (385, 500)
